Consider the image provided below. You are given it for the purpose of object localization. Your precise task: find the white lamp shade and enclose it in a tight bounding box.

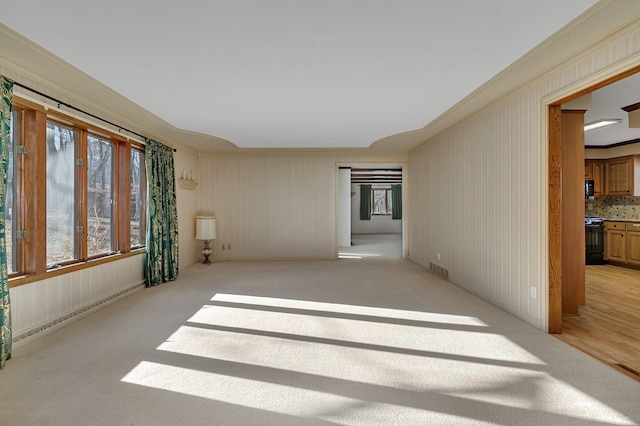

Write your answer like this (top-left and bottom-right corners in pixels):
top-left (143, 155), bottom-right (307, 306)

top-left (196, 216), bottom-right (216, 240)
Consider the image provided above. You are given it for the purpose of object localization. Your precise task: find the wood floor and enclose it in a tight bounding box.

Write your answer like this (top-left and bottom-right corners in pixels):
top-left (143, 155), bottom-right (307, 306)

top-left (555, 264), bottom-right (640, 380)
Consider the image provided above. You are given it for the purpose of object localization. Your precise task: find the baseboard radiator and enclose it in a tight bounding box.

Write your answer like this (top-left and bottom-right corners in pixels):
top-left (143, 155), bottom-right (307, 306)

top-left (12, 281), bottom-right (145, 344)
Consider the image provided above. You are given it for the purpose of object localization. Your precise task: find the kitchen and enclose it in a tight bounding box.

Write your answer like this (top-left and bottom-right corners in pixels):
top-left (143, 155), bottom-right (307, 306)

top-left (557, 72), bottom-right (640, 379)
top-left (585, 155), bottom-right (640, 267)
top-left (583, 71), bottom-right (640, 268)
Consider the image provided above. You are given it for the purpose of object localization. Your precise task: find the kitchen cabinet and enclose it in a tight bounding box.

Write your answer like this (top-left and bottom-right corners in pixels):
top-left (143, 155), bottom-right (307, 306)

top-left (604, 221), bottom-right (626, 262)
top-left (584, 159), bottom-right (604, 196)
top-left (627, 222), bottom-right (640, 266)
top-left (604, 155), bottom-right (640, 196)
top-left (604, 221), bottom-right (640, 267)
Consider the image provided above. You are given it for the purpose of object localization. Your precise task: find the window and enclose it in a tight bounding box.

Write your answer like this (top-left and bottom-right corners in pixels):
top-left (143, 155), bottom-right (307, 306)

top-left (5, 111), bottom-right (19, 274)
top-left (372, 188), bottom-right (392, 215)
top-left (130, 148), bottom-right (145, 247)
top-left (7, 101), bottom-right (146, 283)
top-left (46, 121), bottom-right (78, 266)
top-left (87, 135), bottom-right (114, 257)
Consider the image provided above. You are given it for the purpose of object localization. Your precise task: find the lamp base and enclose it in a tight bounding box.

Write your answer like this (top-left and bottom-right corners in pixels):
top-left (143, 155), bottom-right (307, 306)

top-left (201, 240), bottom-right (213, 265)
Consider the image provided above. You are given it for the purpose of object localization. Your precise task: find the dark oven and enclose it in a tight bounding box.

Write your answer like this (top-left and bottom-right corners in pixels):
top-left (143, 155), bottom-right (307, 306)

top-left (585, 217), bottom-right (604, 265)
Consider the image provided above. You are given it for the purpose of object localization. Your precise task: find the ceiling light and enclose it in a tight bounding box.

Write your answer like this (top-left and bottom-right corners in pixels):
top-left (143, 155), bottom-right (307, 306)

top-left (584, 118), bottom-right (622, 131)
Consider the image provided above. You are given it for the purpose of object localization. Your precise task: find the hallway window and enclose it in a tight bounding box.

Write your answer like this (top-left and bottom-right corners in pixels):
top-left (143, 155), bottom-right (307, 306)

top-left (372, 188), bottom-right (392, 215)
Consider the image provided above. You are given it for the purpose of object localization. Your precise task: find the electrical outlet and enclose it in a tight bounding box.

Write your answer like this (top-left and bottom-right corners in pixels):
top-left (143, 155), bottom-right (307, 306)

top-left (437, 253), bottom-right (441, 261)
top-left (530, 286), bottom-right (537, 300)
top-left (588, 203), bottom-right (593, 210)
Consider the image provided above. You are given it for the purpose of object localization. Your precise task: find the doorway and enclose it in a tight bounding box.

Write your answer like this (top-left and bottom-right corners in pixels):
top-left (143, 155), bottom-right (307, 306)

top-left (548, 66), bottom-right (640, 332)
top-left (548, 67), bottom-right (640, 378)
top-left (336, 164), bottom-right (407, 259)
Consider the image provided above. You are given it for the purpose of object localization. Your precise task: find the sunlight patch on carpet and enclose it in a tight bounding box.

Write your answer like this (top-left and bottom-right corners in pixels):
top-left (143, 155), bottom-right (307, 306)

top-left (158, 324), bottom-right (544, 380)
top-left (121, 361), bottom-right (478, 424)
top-left (210, 293), bottom-right (488, 327)
top-left (338, 252), bottom-right (381, 259)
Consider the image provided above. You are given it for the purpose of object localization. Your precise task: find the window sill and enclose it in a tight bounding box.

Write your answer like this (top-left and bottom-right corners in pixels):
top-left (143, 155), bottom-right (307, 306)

top-left (8, 248), bottom-right (146, 288)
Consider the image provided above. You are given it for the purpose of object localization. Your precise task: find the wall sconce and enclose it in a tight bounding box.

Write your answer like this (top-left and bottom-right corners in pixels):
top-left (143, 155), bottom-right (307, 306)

top-left (195, 216), bottom-right (216, 264)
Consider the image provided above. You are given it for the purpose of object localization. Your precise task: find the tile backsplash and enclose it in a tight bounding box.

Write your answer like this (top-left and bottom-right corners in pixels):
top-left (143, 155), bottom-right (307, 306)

top-left (585, 196), bottom-right (640, 220)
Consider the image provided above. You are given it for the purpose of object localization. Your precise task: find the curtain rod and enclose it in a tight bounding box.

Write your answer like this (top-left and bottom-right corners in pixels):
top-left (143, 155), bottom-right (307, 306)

top-left (13, 81), bottom-right (177, 152)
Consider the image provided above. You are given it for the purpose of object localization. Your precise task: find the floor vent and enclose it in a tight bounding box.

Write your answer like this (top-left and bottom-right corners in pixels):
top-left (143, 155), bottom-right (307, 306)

top-left (13, 282), bottom-right (145, 343)
top-left (615, 363), bottom-right (640, 376)
top-left (429, 262), bottom-right (449, 280)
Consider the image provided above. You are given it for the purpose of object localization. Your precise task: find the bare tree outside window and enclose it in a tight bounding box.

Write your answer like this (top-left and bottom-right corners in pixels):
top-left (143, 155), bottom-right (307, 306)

top-left (46, 122), bottom-right (77, 266)
top-left (130, 149), bottom-right (145, 247)
top-left (372, 188), bottom-right (392, 215)
top-left (6, 100), bottom-right (147, 280)
top-left (5, 111), bottom-right (17, 274)
top-left (87, 135), bottom-right (114, 256)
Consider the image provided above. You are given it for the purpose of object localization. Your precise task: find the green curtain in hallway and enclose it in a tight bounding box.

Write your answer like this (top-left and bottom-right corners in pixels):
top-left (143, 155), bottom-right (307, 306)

top-left (144, 139), bottom-right (179, 287)
top-left (391, 184), bottom-right (402, 220)
top-left (0, 76), bottom-right (13, 369)
top-left (360, 184), bottom-right (371, 220)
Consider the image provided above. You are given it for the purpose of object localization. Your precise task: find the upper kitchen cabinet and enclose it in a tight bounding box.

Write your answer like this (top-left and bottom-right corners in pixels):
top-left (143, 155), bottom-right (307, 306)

top-left (604, 155), bottom-right (640, 196)
top-left (584, 159), bottom-right (604, 196)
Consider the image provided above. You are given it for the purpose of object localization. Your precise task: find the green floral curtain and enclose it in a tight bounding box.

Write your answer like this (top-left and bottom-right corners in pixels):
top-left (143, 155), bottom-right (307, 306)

top-left (144, 139), bottom-right (178, 286)
top-left (0, 76), bottom-right (13, 369)
top-left (391, 184), bottom-right (402, 220)
top-left (360, 184), bottom-right (372, 220)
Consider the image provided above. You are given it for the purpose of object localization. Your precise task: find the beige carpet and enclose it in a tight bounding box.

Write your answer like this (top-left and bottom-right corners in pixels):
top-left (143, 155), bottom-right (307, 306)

top-left (1, 235), bottom-right (639, 425)
top-left (340, 233), bottom-right (403, 260)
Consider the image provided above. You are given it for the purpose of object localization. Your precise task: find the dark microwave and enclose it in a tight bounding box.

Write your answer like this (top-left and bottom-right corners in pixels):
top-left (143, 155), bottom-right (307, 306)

top-left (585, 179), bottom-right (595, 199)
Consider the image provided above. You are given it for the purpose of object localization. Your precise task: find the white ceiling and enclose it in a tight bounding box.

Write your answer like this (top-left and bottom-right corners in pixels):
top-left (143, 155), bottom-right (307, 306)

top-left (585, 72), bottom-right (640, 147)
top-left (0, 0), bottom-right (600, 150)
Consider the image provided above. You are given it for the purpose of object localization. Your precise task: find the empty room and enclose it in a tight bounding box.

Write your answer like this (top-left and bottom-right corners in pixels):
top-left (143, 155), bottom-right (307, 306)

top-left (1, 1), bottom-right (640, 424)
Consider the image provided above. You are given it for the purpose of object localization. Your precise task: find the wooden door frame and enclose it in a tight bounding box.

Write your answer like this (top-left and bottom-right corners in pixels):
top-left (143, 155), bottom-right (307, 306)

top-left (548, 104), bottom-right (563, 333)
top-left (548, 66), bottom-right (640, 333)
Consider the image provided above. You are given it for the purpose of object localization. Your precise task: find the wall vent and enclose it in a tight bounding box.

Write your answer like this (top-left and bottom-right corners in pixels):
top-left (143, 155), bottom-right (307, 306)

top-left (429, 262), bottom-right (449, 280)
top-left (13, 282), bottom-right (144, 344)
